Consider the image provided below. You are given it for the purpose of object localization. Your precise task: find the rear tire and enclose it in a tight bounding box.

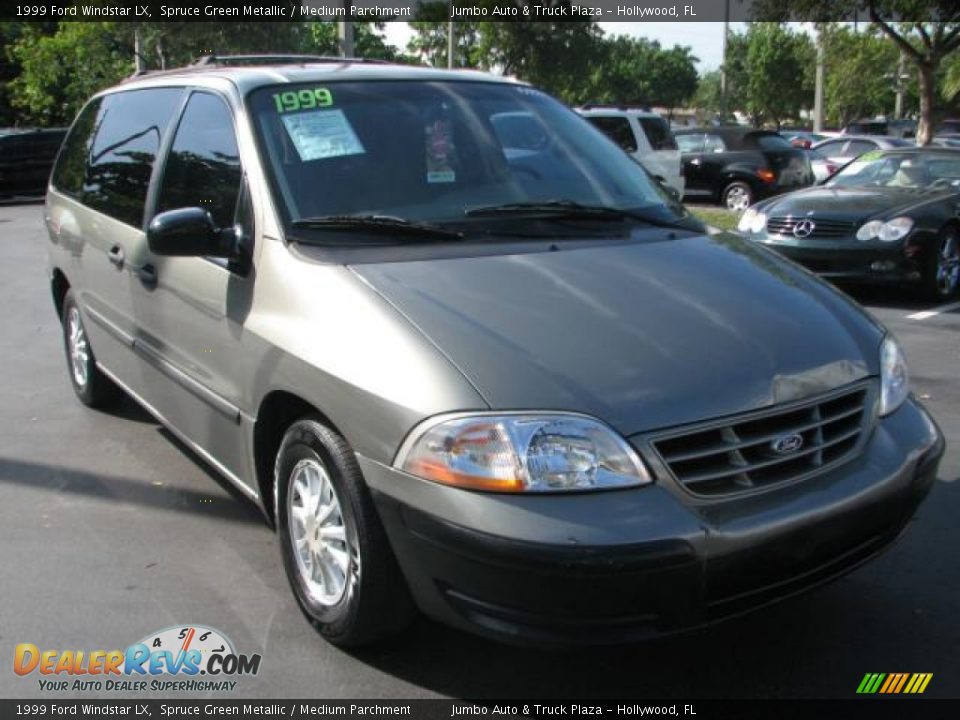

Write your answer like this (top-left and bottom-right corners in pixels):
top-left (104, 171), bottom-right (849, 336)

top-left (722, 181), bottom-right (753, 212)
top-left (276, 417), bottom-right (415, 646)
top-left (61, 290), bottom-right (123, 408)
top-left (922, 227), bottom-right (960, 301)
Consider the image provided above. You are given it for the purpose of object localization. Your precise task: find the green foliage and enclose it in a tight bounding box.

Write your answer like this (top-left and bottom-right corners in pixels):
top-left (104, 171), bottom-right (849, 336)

top-left (408, 2), bottom-right (481, 68)
top-left (750, 1), bottom-right (960, 142)
top-left (6, 16), bottom-right (404, 126)
top-left (821, 26), bottom-right (899, 127)
top-left (742, 23), bottom-right (815, 126)
top-left (587, 37), bottom-right (698, 113)
top-left (9, 22), bottom-right (132, 125)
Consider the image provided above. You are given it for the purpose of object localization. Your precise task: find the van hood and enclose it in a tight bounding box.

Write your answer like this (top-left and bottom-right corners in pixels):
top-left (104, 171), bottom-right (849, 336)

top-left (351, 232), bottom-right (883, 435)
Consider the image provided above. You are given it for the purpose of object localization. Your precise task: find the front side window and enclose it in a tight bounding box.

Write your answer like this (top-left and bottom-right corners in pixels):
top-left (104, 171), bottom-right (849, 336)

top-left (83, 88), bottom-right (183, 226)
top-left (585, 116), bottom-right (638, 153)
top-left (157, 92), bottom-right (242, 229)
top-left (249, 81), bottom-right (673, 235)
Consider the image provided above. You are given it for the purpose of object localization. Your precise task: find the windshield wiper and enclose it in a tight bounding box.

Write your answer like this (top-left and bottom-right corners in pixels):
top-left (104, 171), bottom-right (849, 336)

top-left (464, 200), bottom-right (691, 230)
top-left (292, 215), bottom-right (464, 242)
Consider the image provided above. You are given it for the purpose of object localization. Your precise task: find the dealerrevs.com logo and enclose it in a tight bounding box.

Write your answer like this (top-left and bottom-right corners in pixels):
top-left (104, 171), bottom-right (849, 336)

top-left (13, 625), bottom-right (261, 693)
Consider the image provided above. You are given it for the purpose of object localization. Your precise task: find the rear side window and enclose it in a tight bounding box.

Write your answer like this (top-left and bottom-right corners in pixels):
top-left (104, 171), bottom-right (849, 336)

top-left (82, 89), bottom-right (182, 227)
top-left (586, 116), bottom-right (638, 153)
top-left (746, 133), bottom-right (792, 151)
top-left (52, 99), bottom-right (103, 196)
top-left (703, 134), bottom-right (727, 153)
top-left (675, 134), bottom-right (704, 153)
top-left (156, 92), bottom-right (242, 229)
top-left (638, 117), bottom-right (677, 151)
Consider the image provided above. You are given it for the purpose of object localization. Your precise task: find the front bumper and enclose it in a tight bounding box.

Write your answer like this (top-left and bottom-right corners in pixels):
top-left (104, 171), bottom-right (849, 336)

top-left (359, 398), bottom-right (943, 645)
top-left (750, 235), bottom-right (920, 284)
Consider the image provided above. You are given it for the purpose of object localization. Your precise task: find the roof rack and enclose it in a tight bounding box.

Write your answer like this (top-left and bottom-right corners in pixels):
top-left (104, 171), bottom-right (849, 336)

top-left (126, 53), bottom-right (392, 80)
top-left (190, 54), bottom-right (392, 67)
top-left (579, 103), bottom-right (653, 112)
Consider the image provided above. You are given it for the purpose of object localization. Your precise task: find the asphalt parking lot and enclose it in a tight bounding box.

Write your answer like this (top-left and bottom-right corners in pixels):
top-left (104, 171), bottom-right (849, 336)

top-left (1, 200), bottom-right (957, 700)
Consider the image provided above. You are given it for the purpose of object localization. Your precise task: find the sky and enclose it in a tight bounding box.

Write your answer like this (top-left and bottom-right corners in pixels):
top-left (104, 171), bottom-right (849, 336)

top-left (381, 21), bottom-right (750, 71)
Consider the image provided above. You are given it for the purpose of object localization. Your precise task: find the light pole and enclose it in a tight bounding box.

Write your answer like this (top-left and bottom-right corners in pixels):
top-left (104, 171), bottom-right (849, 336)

top-left (719, 0), bottom-right (730, 122)
top-left (338, 1), bottom-right (354, 58)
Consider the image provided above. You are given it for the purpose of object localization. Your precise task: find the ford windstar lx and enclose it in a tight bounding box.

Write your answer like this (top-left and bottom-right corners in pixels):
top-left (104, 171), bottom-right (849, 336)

top-left (45, 56), bottom-right (944, 646)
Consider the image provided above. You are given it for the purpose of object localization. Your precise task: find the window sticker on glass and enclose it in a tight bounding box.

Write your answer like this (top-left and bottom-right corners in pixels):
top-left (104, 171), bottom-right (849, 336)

top-left (281, 109), bottom-right (365, 162)
top-left (425, 118), bottom-right (456, 183)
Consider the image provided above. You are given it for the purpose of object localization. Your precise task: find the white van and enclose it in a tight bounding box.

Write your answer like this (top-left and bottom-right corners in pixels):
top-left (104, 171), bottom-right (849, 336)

top-left (577, 105), bottom-right (684, 195)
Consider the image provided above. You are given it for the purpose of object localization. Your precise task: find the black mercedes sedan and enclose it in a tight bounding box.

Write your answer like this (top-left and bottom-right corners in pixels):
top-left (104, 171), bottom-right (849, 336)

top-left (737, 147), bottom-right (960, 300)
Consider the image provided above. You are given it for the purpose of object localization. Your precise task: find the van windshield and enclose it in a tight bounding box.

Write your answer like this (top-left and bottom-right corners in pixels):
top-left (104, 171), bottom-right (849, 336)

top-left (248, 80), bottom-right (675, 232)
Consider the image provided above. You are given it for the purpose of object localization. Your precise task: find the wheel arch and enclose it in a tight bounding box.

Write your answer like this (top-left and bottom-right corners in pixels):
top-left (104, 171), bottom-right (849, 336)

top-left (252, 390), bottom-right (345, 527)
top-left (51, 267), bottom-right (71, 320)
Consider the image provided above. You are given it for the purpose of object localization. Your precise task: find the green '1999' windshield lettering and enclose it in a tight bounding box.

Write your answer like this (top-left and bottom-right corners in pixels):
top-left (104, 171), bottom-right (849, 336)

top-left (273, 88), bottom-right (333, 114)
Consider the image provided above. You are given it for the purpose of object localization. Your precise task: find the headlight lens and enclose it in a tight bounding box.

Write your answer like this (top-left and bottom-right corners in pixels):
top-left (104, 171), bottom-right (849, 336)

top-left (737, 208), bottom-right (767, 234)
top-left (879, 336), bottom-right (909, 416)
top-left (856, 217), bottom-right (914, 242)
top-left (395, 414), bottom-right (651, 492)
top-left (879, 216), bottom-right (914, 242)
top-left (856, 220), bottom-right (883, 241)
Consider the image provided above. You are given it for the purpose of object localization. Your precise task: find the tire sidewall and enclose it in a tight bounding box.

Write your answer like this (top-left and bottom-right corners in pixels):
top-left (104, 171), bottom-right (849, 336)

top-left (926, 228), bottom-right (960, 300)
top-left (276, 423), bottom-right (363, 640)
top-left (61, 291), bottom-right (95, 405)
top-left (723, 181), bottom-right (753, 212)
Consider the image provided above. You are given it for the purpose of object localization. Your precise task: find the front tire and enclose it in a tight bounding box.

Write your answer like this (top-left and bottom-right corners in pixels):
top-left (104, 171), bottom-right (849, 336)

top-left (276, 417), bottom-right (415, 646)
top-left (922, 227), bottom-right (960, 301)
top-left (61, 290), bottom-right (122, 408)
top-left (722, 181), bottom-right (753, 212)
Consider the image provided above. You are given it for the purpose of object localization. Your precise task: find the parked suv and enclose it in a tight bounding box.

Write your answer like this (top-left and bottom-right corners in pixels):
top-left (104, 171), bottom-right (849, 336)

top-left (47, 58), bottom-right (943, 647)
top-left (674, 127), bottom-right (814, 211)
top-left (577, 105), bottom-right (684, 195)
top-left (0, 127), bottom-right (67, 197)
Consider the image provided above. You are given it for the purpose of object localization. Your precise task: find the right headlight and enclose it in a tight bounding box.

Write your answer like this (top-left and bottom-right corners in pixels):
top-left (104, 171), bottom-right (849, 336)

top-left (879, 336), bottom-right (909, 416)
top-left (394, 413), bottom-right (651, 493)
top-left (856, 217), bottom-right (914, 242)
top-left (737, 207), bottom-right (767, 234)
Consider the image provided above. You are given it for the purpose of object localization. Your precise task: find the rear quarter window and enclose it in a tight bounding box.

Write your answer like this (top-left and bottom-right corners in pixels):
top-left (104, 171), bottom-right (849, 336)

top-left (52, 99), bottom-right (103, 196)
top-left (586, 116), bottom-right (638, 153)
top-left (638, 117), bottom-right (677, 151)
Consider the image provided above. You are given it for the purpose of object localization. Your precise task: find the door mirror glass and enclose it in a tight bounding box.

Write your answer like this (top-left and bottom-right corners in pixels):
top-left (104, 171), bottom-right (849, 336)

top-left (147, 207), bottom-right (230, 257)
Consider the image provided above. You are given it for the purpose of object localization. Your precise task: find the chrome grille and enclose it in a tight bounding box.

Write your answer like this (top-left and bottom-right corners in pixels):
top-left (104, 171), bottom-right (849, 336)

top-left (650, 383), bottom-right (872, 497)
top-left (766, 216), bottom-right (855, 239)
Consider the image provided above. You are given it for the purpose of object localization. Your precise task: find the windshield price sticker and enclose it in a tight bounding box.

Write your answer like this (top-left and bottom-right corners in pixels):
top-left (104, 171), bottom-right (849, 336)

top-left (273, 87), bottom-right (334, 114)
top-left (281, 109), bottom-right (365, 162)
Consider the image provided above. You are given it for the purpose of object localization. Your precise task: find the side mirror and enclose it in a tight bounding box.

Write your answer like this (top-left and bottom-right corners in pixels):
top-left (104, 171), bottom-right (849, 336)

top-left (147, 207), bottom-right (233, 258)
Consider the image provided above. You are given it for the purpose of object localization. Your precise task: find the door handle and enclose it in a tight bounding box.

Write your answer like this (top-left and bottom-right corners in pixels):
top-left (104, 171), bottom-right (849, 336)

top-left (107, 245), bottom-right (125, 268)
top-left (138, 263), bottom-right (158, 288)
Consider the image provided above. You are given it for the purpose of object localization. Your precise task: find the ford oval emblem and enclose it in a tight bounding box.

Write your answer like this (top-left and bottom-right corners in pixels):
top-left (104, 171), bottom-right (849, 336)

top-left (771, 433), bottom-right (804, 455)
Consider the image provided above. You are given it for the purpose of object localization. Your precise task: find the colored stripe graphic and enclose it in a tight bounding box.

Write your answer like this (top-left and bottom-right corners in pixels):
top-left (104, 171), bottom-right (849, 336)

top-left (858, 673), bottom-right (933, 694)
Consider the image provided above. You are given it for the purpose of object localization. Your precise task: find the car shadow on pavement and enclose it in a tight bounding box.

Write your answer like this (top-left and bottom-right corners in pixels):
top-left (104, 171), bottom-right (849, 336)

top-left (0, 456), bottom-right (264, 526)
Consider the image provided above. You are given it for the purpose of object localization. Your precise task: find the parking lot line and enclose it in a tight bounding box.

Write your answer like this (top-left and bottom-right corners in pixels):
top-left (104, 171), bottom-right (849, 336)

top-left (905, 300), bottom-right (960, 321)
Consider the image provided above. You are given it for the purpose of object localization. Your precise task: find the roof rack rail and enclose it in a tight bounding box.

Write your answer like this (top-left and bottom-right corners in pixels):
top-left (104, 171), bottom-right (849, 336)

top-left (191, 54), bottom-right (392, 67)
top-left (579, 103), bottom-right (654, 112)
top-left (125, 53), bottom-right (393, 79)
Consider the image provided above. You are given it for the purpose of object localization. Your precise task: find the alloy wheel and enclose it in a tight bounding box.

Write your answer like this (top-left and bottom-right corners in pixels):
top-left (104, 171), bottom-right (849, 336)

top-left (66, 307), bottom-right (89, 388)
top-left (287, 458), bottom-right (354, 606)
